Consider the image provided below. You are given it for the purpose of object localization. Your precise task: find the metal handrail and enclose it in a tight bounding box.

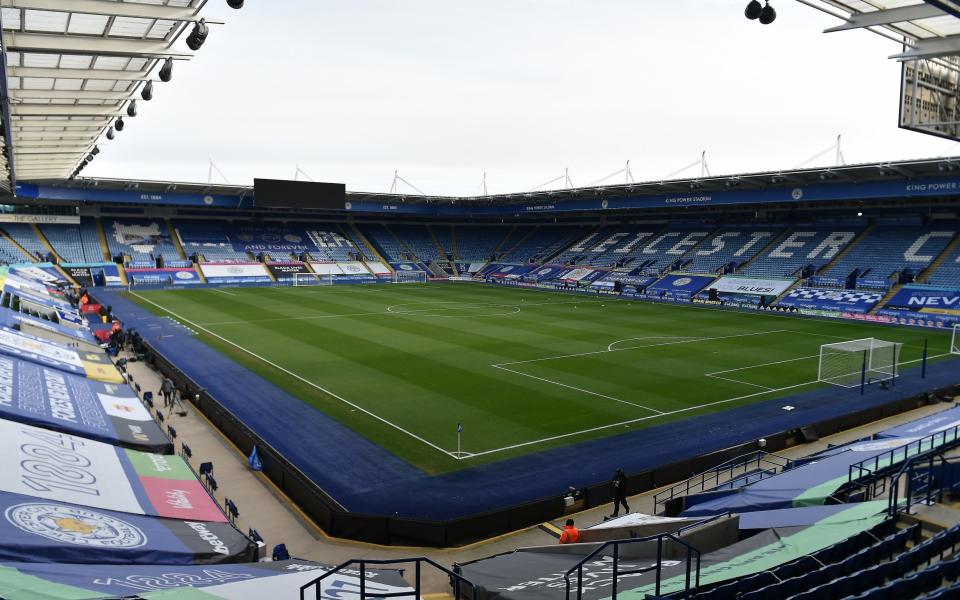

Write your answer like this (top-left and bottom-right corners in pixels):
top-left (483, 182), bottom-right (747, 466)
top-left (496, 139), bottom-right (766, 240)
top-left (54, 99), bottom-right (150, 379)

top-left (849, 425), bottom-right (960, 484)
top-left (299, 557), bottom-right (477, 600)
top-left (654, 451), bottom-right (791, 509)
top-left (563, 532), bottom-right (701, 600)
top-left (888, 451), bottom-right (957, 518)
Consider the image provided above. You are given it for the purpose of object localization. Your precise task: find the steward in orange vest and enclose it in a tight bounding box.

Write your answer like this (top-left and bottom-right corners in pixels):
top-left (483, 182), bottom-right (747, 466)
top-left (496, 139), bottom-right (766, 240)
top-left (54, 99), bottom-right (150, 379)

top-left (559, 519), bottom-right (580, 544)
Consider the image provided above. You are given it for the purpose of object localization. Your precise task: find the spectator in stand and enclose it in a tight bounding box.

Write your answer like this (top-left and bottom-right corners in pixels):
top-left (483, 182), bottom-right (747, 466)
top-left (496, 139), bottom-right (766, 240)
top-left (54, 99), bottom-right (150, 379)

top-left (559, 519), bottom-right (580, 544)
top-left (611, 468), bottom-right (630, 517)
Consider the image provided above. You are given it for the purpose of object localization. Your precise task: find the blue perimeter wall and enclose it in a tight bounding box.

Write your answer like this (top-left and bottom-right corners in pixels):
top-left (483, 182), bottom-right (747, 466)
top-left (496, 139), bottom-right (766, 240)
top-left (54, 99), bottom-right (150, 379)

top-left (101, 290), bottom-right (960, 521)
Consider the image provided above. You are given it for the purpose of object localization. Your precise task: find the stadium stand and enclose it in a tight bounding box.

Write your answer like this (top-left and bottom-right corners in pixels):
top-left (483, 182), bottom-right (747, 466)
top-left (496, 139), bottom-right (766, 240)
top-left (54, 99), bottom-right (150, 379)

top-left (826, 223), bottom-right (957, 284)
top-left (453, 225), bottom-right (509, 261)
top-left (2, 223), bottom-right (49, 261)
top-left (682, 227), bottom-right (783, 274)
top-left (40, 224), bottom-right (87, 263)
top-left (499, 225), bottom-right (587, 263)
top-left (104, 217), bottom-right (182, 263)
top-left (927, 244), bottom-right (960, 288)
top-left (742, 225), bottom-right (863, 278)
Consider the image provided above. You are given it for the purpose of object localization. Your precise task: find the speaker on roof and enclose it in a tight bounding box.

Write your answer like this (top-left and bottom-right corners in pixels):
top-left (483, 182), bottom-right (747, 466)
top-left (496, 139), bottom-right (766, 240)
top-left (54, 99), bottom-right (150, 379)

top-left (186, 19), bottom-right (209, 51)
top-left (227, 0), bottom-right (244, 7)
top-left (115, 117), bottom-right (125, 131)
top-left (106, 127), bottom-right (116, 140)
top-left (759, 1), bottom-right (776, 24)
top-left (141, 80), bottom-right (154, 101)
top-left (744, 0), bottom-right (762, 19)
top-left (159, 57), bottom-right (174, 82)
top-left (127, 100), bottom-right (138, 117)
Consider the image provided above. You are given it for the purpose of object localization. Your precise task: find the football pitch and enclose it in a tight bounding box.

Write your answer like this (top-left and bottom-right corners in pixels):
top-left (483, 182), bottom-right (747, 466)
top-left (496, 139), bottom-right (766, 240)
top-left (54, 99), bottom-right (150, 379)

top-left (127, 283), bottom-right (953, 473)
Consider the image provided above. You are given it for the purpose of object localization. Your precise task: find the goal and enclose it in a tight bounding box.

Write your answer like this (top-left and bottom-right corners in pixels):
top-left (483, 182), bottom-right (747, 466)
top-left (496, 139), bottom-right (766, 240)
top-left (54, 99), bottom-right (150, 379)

top-left (818, 338), bottom-right (902, 388)
top-left (293, 272), bottom-right (333, 286)
top-left (392, 270), bottom-right (428, 284)
top-left (953, 325), bottom-right (960, 356)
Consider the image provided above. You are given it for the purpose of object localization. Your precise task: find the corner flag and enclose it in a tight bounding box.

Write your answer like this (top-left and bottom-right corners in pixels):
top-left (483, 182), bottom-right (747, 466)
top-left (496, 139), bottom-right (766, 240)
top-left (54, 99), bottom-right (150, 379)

top-left (457, 423), bottom-right (463, 433)
top-left (249, 444), bottom-right (263, 471)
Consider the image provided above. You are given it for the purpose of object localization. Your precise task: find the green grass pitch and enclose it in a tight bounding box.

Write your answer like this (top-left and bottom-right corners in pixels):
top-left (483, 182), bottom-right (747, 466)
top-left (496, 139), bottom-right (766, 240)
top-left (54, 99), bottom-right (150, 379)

top-left (127, 283), bottom-right (952, 474)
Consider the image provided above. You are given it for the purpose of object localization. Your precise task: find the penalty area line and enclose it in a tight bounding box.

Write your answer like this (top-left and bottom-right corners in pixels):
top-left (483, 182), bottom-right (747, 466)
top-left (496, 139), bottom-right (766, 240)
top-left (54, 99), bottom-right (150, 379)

top-left (128, 292), bottom-right (463, 460)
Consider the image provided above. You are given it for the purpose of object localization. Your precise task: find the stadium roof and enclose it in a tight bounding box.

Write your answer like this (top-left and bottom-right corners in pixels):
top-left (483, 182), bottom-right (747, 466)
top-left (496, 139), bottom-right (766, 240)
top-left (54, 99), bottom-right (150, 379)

top-left (38, 155), bottom-right (960, 206)
top-left (803, 0), bottom-right (960, 60)
top-left (0, 0), bottom-right (218, 193)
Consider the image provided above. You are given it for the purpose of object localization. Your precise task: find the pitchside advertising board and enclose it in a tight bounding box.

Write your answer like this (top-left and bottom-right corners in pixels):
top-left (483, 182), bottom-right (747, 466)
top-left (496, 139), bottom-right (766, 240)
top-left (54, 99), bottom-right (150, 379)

top-left (883, 285), bottom-right (960, 316)
top-left (0, 419), bottom-right (226, 522)
top-left (647, 274), bottom-right (718, 297)
top-left (126, 268), bottom-right (202, 286)
top-left (0, 490), bottom-right (253, 564)
top-left (710, 276), bottom-right (797, 296)
top-left (0, 354), bottom-right (171, 453)
top-left (0, 327), bottom-right (124, 384)
top-left (0, 560), bottom-right (414, 599)
top-left (199, 263), bottom-right (272, 283)
top-left (267, 263), bottom-right (309, 280)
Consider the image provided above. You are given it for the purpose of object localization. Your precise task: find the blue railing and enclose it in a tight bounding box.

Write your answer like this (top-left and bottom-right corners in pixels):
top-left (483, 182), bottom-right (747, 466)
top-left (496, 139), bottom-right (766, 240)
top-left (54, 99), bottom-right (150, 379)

top-left (888, 452), bottom-right (960, 518)
top-left (848, 424), bottom-right (960, 484)
top-left (564, 532), bottom-right (702, 600)
top-left (654, 451), bottom-right (791, 511)
top-left (299, 557), bottom-right (476, 600)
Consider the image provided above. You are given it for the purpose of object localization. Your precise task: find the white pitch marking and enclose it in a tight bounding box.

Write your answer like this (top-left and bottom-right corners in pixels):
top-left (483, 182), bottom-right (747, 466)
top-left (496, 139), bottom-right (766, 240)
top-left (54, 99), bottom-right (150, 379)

top-left (129, 292), bottom-right (461, 460)
top-left (499, 330), bottom-right (788, 367)
top-left (607, 336), bottom-right (700, 352)
top-left (706, 374), bottom-right (775, 391)
top-left (491, 364), bottom-right (665, 414)
top-left (705, 354), bottom-right (819, 376)
top-left (211, 288), bottom-right (237, 296)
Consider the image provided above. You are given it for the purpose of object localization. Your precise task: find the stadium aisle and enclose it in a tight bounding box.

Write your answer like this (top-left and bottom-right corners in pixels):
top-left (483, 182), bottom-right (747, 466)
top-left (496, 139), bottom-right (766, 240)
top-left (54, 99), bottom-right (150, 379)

top-left (123, 351), bottom-right (953, 592)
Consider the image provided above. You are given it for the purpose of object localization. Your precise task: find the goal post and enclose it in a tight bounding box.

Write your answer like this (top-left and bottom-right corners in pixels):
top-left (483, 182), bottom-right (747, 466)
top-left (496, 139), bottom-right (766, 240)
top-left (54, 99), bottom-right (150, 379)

top-left (293, 272), bottom-right (333, 287)
top-left (818, 338), bottom-right (902, 388)
top-left (952, 325), bottom-right (960, 356)
top-left (392, 270), bottom-right (428, 284)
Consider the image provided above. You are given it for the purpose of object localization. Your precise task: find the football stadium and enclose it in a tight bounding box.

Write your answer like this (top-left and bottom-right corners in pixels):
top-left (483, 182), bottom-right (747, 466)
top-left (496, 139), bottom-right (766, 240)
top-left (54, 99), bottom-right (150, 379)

top-left (5, 1), bottom-right (960, 599)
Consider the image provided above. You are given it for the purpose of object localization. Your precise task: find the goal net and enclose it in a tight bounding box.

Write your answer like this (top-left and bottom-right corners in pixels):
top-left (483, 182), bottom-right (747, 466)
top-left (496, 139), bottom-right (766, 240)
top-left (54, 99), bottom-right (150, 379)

top-left (818, 338), bottom-right (902, 388)
top-left (392, 270), bottom-right (428, 284)
top-left (293, 272), bottom-right (333, 286)
top-left (952, 325), bottom-right (960, 356)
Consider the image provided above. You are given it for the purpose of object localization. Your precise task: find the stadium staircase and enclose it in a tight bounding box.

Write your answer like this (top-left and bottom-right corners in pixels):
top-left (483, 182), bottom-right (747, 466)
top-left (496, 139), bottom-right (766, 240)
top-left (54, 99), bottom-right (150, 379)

top-left (30, 224), bottom-right (62, 263)
top-left (0, 228), bottom-right (35, 262)
top-left (676, 226), bottom-right (722, 272)
top-left (817, 222), bottom-right (876, 275)
top-left (95, 217), bottom-right (114, 262)
top-left (498, 226), bottom-right (538, 261)
top-left (426, 225), bottom-right (454, 275)
top-left (346, 223), bottom-right (394, 273)
top-left (918, 231), bottom-right (960, 283)
top-left (490, 225), bottom-right (517, 261)
top-left (733, 228), bottom-right (793, 273)
top-left (544, 224), bottom-right (601, 265)
top-left (165, 219), bottom-right (189, 260)
top-left (869, 283), bottom-right (904, 314)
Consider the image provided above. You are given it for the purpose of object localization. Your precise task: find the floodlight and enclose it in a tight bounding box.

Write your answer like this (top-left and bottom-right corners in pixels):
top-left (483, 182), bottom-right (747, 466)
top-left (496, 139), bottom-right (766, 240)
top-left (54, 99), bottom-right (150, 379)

top-left (127, 100), bottom-right (138, 118)
top-left (159, 57), bottom-right (174, 82)
top-left (186, 19), bottom-right (209, 51)
top-left (744, 0), bottom-right (762, 19)
top-left (227, 0), bottom-right (244, 7)
top-left (106, 127), bottom-right (116, 140)
top-left (141, 80), bottom-right (154, 101)
top-left (115, 117), bottom-right (125, 131)
top-left (91, 146), bottom-right (100, 156)
top-left (759, 2), bottom-right (776, 24)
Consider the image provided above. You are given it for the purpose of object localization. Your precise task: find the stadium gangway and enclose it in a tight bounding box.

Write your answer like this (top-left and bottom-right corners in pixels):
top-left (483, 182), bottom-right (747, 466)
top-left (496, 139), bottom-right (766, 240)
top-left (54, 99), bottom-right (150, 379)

top-left (653, 451), bottom-right (791, 512)
top-left (887, 451), bottom-right (960, 518)
top-left (848, 424), bottom-right (960, 489)
top-left (563, 528), bottom-right (704, 600)
top-left (299, 557), bottom-right (477, 600)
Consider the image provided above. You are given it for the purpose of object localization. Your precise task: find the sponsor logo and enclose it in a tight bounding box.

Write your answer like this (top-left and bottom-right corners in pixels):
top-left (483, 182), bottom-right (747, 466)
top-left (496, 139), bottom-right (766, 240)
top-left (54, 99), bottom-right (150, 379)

top-left (175, 271), bottom-right (194, 280)
top-left (501, 266), bottom-right (514, 273)
top-left (185, 521), bottom-right (230, 554)
top-left (5, 503), bottom-right (146, 548)
top-left (906, 296), bottom-right (959, 307)
top-left (399, 264), bottom-right (413, 271)
top-left (203, 195), bottom-right (214, 206)
top-left (601, 199), bottom-right (609, 209)
top-left (673, 277), bottom-right (692, 287)
top-left (283, 234), bottom-right (303, 244)
top-left (791, 188), bottom-right (804, 200)
top-left (538, 268), bottom-right (552, 276)
top-left (165, 489), bottom-right (195, 510)
top-left (227, 266), bottom-right (243, 275)
top-left (345, 201), bottom-right (353, 210)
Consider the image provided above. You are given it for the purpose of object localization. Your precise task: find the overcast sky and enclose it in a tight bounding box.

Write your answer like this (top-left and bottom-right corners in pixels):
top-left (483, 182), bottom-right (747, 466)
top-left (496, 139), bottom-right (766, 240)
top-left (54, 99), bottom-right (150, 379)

top-left (86, 0), bottom-right (960, 195)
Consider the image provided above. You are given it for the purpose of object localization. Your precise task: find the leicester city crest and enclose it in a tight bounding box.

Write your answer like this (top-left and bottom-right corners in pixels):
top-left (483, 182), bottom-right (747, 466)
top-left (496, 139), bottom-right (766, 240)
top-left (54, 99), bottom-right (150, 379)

top-left (5, 503), bottom-right (147, 548)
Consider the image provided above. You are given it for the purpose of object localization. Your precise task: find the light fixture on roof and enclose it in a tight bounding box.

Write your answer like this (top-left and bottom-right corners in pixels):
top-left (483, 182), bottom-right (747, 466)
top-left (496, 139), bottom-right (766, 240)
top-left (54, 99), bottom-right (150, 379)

top-left (127, 100), bottom-right (138, 118)
top-left (227, 0), bottom-right (244, 7)
top-left (744, 0), bottom-right (762, 19)
top-left (159, 57), bottom-right (174, 82)
top-left (115, 117), bottom-right (125, 132)
top-left (759, 2), bottom-right (776, 24)
top-left (186, 19), bottom-right (209, 51)
top-left (91, 146), bottom-right (100, 156)
top-left (106, 127), bottom-right (116, 141)
top-left (141, 80), bottom-right (154, 101)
